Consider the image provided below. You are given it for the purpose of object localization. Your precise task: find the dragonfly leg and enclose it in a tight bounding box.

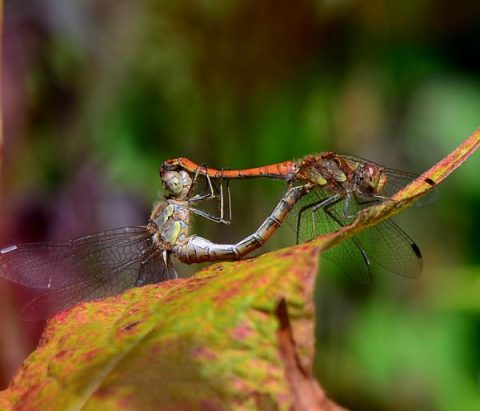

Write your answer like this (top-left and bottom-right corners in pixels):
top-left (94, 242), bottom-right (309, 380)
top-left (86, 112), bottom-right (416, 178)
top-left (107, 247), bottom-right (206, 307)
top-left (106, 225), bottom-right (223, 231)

top-left (174, 184), bottom-right (311, 263)
top-left (295, 194), bottom-right (342, 244)
top-left (189, 206), bottom-right (231, 225)
top-left (355, 195), bottom-right (394, 207)
top-left (188, 173), bottom-right (232, 224)
top-left (343, 193), bottom-right (353, 218)
top-left (207, 173), bottom-right (232, 224)
top-left (220, 177), bottom-right (232, 223)
top-left (188, 166), bottom-right (216, 202)
top-left (323, 203), bottom-right (371, 272)
top-left (340, 192), bottom-right (391, 219)
top-left (341, 192), bottom-right (375, 219)
top-left (185, 162), bottom-right (205, 199)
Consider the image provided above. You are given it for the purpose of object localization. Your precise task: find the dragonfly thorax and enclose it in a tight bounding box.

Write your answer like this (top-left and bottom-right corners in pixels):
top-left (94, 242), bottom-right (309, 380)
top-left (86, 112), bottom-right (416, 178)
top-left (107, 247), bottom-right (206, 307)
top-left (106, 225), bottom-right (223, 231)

top-left (151, 201), bottom-right (190, 247)
top-left (297, 153), bottom-right (388, 198)
top-left (298, 154), bottom-right (347, 189)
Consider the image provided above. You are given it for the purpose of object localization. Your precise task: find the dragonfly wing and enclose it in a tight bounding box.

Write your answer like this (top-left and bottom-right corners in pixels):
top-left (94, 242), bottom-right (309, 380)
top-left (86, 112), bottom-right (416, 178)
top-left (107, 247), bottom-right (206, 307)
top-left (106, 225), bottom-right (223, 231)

top-left (136, 250), bottom-right (178, 285)
top-left (21, 261), bottom-right (144, 320)
top-left (354, 219), bottom-right (422, 278)
top-left (287, 190), bottom-right (372, 283)
top-left (288, 187), bottom-right (422, 281)
top-left (383, 168), bottom-right (438, 207)
top-left (0, 227), bottom-right (153, 289)
top-left (0, 226), bottom-right (181, 319)
top-left (325, 201), bottom-right (422, 279)
top-left (338, 154), bottom-right (438, 207)
top-left (19, 242), bottom-right (178, 320)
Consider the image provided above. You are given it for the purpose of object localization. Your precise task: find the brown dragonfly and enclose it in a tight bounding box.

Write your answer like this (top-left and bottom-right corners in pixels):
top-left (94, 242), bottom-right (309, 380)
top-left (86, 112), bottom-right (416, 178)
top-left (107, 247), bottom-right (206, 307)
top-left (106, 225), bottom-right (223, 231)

top-left (162, 152), bottom-right (438, 282)
top-left (0, 170), bottom-right (311, 319)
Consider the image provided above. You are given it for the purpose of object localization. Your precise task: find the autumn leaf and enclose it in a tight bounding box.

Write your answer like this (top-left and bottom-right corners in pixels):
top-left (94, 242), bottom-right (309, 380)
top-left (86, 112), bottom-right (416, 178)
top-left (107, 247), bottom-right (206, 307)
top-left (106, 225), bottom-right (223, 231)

top-left (0, 128), bottom-right (478, 411)
top-left (0, 244), bottom-right (346, 411)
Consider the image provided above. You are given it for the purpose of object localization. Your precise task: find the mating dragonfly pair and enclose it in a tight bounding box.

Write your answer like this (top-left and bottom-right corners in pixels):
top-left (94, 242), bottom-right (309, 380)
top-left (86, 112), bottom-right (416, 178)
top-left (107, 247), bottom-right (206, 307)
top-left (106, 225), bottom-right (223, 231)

top-left (0, 153), bottom-right (436, 319)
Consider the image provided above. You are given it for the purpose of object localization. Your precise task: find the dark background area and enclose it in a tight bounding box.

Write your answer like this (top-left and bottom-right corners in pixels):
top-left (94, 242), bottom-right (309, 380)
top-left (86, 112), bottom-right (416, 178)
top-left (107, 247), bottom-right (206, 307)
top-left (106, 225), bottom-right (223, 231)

top-left (1, 1), bottom-right (480, 409)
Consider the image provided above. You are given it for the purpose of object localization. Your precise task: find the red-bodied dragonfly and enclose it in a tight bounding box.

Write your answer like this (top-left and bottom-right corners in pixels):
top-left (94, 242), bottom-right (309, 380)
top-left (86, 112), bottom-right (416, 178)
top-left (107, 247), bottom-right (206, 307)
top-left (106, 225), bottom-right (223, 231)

top-left (161, 152), bottom-right (437, 282)
top-left (0, 170), bottom-right (312, 319)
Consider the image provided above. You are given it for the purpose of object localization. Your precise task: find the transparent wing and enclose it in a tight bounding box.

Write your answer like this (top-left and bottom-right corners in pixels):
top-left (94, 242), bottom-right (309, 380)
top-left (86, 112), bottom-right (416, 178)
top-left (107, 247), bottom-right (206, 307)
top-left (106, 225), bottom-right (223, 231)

top-left (382, 168), bottom-right (438, 207)
top-left (21, 257), bottom-right (146, 320)
top-left (339, 154), bottom-right (438, 207)
top-left (0, 227), bottom-right (153, 289)
top-left (287, 190), bottom-right (372, 284)
top-left (20, 248), bottom-right (177, 320)
top-left (136, 248), bottom-right (178, 285)
top-left (0, 226), bottom-right (177, 319)
top-left (287, 188), bottom-right (422, 282)
top-left (328, 204), bottom-right (422, 279)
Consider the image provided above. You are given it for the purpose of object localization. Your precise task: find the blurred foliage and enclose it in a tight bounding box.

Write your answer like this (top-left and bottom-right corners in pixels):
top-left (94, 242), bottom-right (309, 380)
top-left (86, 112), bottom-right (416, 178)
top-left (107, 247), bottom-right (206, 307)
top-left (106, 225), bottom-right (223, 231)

top-left (1, 0), bottom-right (480, 409)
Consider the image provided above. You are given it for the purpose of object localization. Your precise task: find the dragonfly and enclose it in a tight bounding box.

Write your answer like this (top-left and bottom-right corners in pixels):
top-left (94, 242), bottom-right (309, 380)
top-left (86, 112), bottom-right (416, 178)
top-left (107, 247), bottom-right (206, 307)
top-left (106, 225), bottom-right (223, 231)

top-left (0, 169), bottom-right (312, 319)
top-left (161, 152), bottom-right (438, 283)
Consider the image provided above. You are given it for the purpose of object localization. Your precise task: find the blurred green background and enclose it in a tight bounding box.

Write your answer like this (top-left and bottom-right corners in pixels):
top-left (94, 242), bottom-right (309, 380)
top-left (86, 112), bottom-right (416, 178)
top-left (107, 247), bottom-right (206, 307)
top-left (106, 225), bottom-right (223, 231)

top-left (1, 1), bottom-right (480, 409)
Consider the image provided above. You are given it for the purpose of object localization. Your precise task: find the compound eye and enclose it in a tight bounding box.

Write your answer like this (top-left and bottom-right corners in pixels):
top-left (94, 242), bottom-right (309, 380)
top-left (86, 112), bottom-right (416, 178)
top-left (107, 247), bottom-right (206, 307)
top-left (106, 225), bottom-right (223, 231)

top-left (179, 171), bottom-right (193, 188)
top-left (162, 171), bottom-right (183, 195)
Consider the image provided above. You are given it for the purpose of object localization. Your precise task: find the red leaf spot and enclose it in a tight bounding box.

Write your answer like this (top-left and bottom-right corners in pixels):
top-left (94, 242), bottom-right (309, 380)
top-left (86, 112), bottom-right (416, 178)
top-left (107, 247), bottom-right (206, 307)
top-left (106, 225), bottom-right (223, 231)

top-left (94, 386), bottom-right (114, 400)
top-left (83, 348), bottom-right (103, 361)
top-left (231, 323), bottom-right (254, 340)
top-left (191, 346), bottom-right (217, 361)
top-left (199, 399), bottom-right (223, 411)
top-left (54, 349), bottom-right (68, 359)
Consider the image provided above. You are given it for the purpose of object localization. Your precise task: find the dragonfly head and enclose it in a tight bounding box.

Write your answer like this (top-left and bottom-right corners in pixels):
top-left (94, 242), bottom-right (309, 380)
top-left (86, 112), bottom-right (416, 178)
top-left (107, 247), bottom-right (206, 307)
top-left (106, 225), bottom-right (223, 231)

top-left (356, 163), bottom-right (388, 194)
top-left (161, 170), bottom-right (192, 199)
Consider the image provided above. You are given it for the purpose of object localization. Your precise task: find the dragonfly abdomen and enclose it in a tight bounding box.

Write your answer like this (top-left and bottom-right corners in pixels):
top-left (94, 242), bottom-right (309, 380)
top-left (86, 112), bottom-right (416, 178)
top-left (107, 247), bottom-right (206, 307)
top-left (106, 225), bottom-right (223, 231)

top-left (173, 184), bottom-right (309, 264)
